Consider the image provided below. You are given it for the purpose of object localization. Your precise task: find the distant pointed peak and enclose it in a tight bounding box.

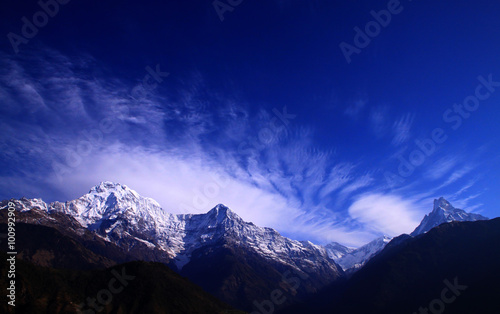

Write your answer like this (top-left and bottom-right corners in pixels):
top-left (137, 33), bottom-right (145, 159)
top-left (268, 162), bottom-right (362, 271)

top-left (215, 203), bottom-right (229, 210)
top-left (209, 204), bottom-right (231, 215)
top-left (207, 204), bottom-right (241, 222)
top-left (411, 197), bottom-right (488, 236)
top-left (433, 197), bottom-right (452, 212)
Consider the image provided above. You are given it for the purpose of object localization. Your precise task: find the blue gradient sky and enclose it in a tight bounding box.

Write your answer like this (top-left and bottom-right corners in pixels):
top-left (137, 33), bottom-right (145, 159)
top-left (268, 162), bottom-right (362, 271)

top-left (1, 0), bottom-right (499, 246)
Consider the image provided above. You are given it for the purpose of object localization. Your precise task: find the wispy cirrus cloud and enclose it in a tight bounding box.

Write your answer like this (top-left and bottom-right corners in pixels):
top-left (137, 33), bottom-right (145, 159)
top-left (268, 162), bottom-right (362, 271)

top-left (0, 48), bottom-right (490, 248)
top-left (348, 193), bottom-right (422, 236)
top-left (334, 173), bottom-right (374, 207)
top-left (0, 48), bottom-right (383, 247)
top-left (424, 156), bottom-right (459, 181)
top-left (452, 179), bottom-right (478, 197)
top-left (318, 163), bottom-right (355, 199)
top-left (391, 113), bottom-right (415, 146)
top-left (340, 174), bottom-right (374, 196)
top-left (436, 166), bottom-right (475, 190)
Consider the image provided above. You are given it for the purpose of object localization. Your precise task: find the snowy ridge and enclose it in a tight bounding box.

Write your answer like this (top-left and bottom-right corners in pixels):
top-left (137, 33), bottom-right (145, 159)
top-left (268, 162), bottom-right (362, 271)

top-left (333, 235), bottom-right (392, 271)
top-left (8, 182), bottom-right (338, 272)
top-left (323, 242), bottom-right (355, 260)
top-left (9, 184), bottom-right (485, 275)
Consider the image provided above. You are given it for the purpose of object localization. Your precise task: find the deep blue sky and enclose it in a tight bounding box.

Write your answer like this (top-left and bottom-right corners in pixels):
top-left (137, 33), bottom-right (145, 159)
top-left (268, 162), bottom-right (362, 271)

top-left (1, 0), bottom-right (499, 246)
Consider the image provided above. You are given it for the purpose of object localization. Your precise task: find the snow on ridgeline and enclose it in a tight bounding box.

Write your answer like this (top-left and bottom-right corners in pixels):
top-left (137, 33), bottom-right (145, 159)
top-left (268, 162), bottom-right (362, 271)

top-left (6, 182), bottom-right (339, 273)
top-left (323, 236), bottom-right (392, 271)
top-left (5, 183), bottom-right (488, 274)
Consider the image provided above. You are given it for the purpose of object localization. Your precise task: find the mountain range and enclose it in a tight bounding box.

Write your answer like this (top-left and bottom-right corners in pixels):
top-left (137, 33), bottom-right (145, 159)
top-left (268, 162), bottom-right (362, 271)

top-left (0, 181), bottom-right (493, 313)
top-left (1, 182), bottom-right (343, 311)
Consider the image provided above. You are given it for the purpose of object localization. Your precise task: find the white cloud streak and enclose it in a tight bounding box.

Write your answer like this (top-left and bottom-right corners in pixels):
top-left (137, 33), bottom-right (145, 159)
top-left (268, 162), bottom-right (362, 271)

top-left (425, 156), bottom-right (459, 181)
top-left (348, 193), bottom-right (422, 236)
top-left (391, 113), bottom-right (415, 146)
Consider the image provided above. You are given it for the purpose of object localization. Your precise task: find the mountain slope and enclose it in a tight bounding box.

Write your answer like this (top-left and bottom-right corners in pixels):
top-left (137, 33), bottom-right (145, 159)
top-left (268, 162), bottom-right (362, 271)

top-left (0, 254), bottom-right (244, 314)
top-left (411, 197), bottom-right (488, 236)
top-left (0, 223), bottom-right (115, 270)
top-left (0, 202), bottom-right (135, 264)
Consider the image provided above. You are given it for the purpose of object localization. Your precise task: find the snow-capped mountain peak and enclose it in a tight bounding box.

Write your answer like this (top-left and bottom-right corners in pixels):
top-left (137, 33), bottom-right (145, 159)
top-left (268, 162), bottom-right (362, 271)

top-left (207, 203), bottom-right (240, 222)
top-left (433, 197), bottom-right (453, 212)
top-left (49, 181), bottom-right (170, 228)
top-left (334, 235), bottom-right (392, 271)
top-left (86, 181), bottom-right (148, 205)
top-left (411, 197), bottom-right (488, 236)
top-left (323, 242), bottom-right (355, 260)
top-left (89, 181), bottom-right (127, 193)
